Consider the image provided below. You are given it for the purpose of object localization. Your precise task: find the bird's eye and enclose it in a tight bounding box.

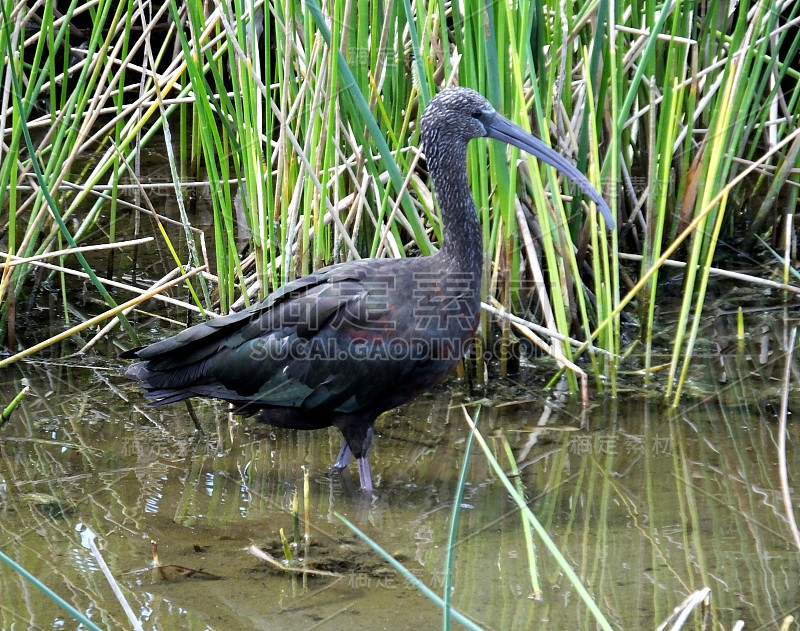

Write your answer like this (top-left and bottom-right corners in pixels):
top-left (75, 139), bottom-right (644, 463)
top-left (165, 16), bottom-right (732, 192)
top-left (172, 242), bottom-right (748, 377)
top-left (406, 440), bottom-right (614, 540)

top-left (471, 111), bottom-right (482, 119)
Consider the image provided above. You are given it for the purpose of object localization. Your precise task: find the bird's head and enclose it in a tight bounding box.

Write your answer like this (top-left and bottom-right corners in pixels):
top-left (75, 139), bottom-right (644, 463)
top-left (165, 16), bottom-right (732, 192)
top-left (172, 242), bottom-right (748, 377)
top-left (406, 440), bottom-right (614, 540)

top-left (420, 87), bottom-right (496, 144)
top-left (420, 86), bottom-right (615, 228)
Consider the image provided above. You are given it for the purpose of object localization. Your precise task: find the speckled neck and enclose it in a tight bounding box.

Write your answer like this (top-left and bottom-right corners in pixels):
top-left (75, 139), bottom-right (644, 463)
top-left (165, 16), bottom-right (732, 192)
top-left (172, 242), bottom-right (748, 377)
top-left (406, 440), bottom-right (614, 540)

top-left (425, 140), bottom-right (484, 281)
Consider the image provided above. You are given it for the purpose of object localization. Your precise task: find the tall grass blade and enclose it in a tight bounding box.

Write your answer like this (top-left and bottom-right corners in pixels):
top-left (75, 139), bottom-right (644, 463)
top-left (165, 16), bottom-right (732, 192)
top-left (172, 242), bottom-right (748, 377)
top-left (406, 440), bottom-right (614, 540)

top-left (0, 548), bottom-right (104, 631)
top-left (335, 512), bottom-right (485, 631)
top-left (461, 406), bottom-right (615, 631)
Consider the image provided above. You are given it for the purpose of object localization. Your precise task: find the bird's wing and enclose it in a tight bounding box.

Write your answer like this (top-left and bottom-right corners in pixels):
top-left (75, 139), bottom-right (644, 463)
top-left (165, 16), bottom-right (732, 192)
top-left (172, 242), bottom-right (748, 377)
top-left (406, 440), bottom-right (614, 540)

top-left (123, 266), bottom-right (338, 363)
top-left (125, 261), bottom-right (428, 413)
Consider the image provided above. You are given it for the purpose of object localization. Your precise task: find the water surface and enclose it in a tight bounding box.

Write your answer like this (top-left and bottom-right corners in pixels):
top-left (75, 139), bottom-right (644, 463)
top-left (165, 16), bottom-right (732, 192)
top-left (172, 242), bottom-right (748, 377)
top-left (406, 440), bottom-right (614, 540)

top-left (1, 304), bottom-right (799, 630)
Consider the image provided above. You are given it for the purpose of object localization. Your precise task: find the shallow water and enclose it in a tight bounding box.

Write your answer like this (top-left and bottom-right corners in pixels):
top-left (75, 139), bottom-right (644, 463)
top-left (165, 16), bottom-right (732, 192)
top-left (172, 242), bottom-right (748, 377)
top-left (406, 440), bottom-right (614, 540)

top-left (2, 303), bottom-right (800, 630)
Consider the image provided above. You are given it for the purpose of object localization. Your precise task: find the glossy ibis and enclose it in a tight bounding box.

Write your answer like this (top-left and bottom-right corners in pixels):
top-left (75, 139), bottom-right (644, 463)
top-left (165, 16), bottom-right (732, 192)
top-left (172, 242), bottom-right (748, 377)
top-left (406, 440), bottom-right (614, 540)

top-left (122, 87), bottom-right (613, 493)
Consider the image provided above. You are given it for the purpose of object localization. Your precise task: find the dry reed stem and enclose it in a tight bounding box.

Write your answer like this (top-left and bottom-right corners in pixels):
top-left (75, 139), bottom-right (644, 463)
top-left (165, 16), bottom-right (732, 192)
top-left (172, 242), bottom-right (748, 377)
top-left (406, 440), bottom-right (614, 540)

top-left (655, 587), bottom-right (711, 631)
top-left (777, 327), bottom-right (800, 554)
top-left (0, 238), bottom-right (153, 269)
top-left (482, 299), bottom-right (614, 356)
top-left (247, 544), bottom-right (342, 577)
top-left (0, 266), bottom-right (206, 368)
top-left (84, 528), bottom-right (144, 631)
top-left (616, 253), bottom-right (800, 295)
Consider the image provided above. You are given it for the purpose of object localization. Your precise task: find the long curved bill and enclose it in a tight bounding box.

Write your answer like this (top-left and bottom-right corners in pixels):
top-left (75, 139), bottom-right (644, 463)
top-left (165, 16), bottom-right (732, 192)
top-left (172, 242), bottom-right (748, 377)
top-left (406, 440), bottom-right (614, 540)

top-left (485, 113), bottom-right (615, 228)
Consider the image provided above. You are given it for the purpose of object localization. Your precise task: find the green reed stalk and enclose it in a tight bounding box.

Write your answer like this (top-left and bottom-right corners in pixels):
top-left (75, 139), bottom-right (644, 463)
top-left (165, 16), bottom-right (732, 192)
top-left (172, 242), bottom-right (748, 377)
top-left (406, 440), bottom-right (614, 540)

top-left (500, 433), bottom-right (541, 599)
top-left (0, 0), bottom-right (137, 341)
top-left (443, 408), bottom-right (478, 631)
top-left (337, 513), bottom-right (484, 631)
top-left (3, 0), bottom-right (799, 402)
top-left (306, 0), bottom-right (430, 253)
top-left (669, 0), bottom-right (777, 402)
top-left (172, 0), bottom-right (246, 311)
top-left (0, 549), bottom-right (104, 631)
top-left (462, 408), bottom-right (614, 631)
top-left (107, 0), bottom-right (134, 279)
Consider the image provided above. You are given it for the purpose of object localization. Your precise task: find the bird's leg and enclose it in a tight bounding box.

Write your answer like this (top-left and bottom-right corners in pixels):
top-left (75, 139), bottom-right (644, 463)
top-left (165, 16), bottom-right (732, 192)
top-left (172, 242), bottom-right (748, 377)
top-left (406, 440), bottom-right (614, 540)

top-left (185, 400), bottom-right (204, 434)
top-left (356, 425), bottom-right (375, 493)
top-left (332, 424), bottom-right (374, 492)
top-left (357, 456), bottom-right (373, 495)
top-left (333, 439), bottom-right (352, 469)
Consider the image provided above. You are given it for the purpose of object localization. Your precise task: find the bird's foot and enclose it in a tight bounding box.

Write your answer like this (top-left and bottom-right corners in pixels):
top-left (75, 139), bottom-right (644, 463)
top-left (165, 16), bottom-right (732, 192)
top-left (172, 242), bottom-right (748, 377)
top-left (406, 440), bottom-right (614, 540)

top-left (330, 440), bottom-right (372, 495)
top-left (332, 440), bottom-right (353, 469)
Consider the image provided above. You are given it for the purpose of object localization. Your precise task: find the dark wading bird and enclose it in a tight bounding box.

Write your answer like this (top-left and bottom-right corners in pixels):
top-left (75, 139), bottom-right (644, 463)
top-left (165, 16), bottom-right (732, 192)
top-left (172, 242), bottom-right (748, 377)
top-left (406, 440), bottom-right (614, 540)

top-left (122, 87), bottom-right (614, 494)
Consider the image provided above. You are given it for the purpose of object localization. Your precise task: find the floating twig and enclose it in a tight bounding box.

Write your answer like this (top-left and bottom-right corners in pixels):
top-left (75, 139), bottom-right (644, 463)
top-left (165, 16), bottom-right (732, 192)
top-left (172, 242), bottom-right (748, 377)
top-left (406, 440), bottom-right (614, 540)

top-left (247, 545), bottom-right (342, 578)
